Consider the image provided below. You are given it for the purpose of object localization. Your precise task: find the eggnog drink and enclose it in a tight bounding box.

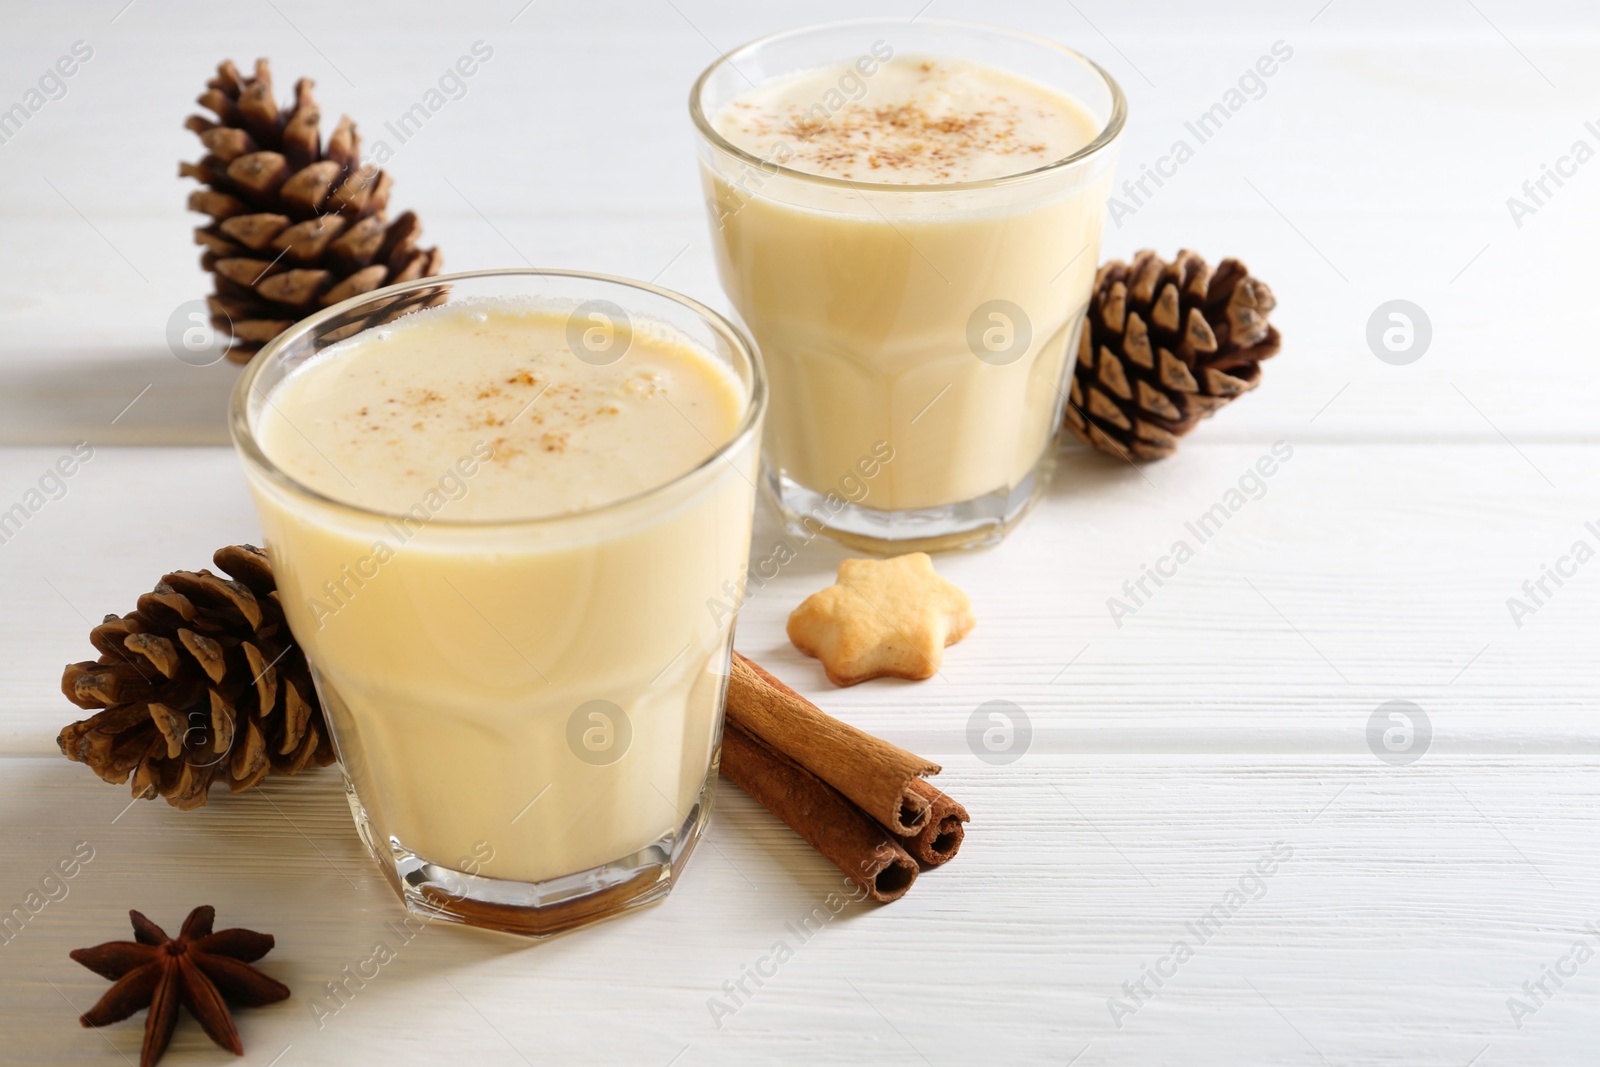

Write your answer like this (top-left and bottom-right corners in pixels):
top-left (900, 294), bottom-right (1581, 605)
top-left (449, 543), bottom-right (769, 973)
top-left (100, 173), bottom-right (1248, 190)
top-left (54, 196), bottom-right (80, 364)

top-left (233, 274), bottom-right (764, 935)
top-left (694, 22), bottom-right (1123, 548)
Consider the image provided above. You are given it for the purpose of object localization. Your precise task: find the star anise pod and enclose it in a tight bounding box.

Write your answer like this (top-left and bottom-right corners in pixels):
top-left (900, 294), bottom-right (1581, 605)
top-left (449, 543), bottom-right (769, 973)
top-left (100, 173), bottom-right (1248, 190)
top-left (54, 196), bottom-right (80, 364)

top-left (70, 906), bottom-right (289, 1067)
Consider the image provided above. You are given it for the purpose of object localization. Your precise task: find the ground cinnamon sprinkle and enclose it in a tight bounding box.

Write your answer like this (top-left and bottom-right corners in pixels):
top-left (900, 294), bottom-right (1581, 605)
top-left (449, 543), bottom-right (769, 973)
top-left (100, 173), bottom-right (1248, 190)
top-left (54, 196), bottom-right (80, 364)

top-left (718, 56), bottom-right (1083, 184)
top-left (770, 96), bottom-right (1045, 181)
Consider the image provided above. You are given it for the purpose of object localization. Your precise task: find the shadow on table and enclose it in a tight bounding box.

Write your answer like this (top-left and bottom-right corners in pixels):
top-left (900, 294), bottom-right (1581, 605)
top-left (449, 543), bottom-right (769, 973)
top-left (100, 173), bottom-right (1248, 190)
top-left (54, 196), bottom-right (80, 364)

top-left (0, 346), bottom-right (238, 446)
top-left (707, 785), bottom-right (896, 926)
top-left (1044, 441), bottom-right (1156, 504)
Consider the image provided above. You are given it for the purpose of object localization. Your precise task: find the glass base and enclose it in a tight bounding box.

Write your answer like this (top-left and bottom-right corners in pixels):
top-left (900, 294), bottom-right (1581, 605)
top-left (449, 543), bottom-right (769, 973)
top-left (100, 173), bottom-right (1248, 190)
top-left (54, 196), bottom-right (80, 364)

top-left (765, 450), bottom-right (1056, 554)
top-left (345, 771), bottom-right (716, 938)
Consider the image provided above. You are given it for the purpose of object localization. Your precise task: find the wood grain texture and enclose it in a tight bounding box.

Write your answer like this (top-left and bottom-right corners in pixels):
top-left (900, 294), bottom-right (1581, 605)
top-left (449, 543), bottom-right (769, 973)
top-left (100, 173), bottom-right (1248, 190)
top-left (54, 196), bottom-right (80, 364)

top-left (2, 0), bottom-right (1598, 1062)
top-left (3, 755), bottom-right (1597, 1066)
top-left (6, 442), bottom-right (1596, 756)
top-left (0, 5), bottom-right (1597, 446)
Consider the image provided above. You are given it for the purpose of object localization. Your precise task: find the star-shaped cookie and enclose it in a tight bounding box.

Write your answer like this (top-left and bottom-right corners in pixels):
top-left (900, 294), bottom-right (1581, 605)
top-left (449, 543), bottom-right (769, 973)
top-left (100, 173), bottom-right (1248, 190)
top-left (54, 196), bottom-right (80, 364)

top-left (787, 553), bottom-right (975, 686)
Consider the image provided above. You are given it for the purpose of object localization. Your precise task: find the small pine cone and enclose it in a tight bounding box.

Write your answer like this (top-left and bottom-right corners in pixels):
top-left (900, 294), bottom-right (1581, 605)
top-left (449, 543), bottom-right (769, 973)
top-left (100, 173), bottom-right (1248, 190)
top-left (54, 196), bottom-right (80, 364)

top-left (57, 545), bottom-right (335, 810)
top-left (183, 58), bottom-right (444, 363)
top-left (1064, 250), bottom-right (1281, 461)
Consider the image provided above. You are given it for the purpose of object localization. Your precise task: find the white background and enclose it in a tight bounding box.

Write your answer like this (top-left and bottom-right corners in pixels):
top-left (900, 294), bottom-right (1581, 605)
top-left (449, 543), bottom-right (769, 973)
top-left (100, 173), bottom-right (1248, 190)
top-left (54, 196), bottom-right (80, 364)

top-left (1, 1), bottom-right (1598, 1064)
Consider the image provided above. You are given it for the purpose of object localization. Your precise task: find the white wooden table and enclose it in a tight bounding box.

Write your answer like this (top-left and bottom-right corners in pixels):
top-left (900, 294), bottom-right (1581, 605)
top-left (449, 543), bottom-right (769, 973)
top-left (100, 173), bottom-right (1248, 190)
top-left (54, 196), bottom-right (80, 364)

top-left (3, 1), bottom-right (1598, 1064)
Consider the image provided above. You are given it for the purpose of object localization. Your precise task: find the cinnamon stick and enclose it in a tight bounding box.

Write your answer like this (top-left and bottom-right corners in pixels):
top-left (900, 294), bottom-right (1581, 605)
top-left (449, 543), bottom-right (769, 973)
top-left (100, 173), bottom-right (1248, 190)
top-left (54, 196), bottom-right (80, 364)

top-left (720, 723), bottom-right (918, 903)
top-left (896, 777), bottom-right (970, 868)
top-left (728, 652), bottom-right (939, 836)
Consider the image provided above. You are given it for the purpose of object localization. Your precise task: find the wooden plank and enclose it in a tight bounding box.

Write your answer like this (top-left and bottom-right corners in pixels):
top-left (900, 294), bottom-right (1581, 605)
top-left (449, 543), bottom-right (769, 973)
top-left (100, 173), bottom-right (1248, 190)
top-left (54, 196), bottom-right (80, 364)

top-left (2, 753), bottom-right (1595, 1065)
top-left (1, 21), bottom-right (1598, 443)
top-left (6, 443), bottom-right (1596, 756)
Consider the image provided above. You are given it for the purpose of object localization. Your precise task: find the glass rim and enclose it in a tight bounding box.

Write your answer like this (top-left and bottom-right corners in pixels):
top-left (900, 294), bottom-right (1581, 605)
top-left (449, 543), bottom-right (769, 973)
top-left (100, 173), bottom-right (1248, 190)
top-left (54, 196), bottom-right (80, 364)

top-left (688, 15), bottom-right (1127, 195)
top-left (229, 267), bottom-right (768, 531)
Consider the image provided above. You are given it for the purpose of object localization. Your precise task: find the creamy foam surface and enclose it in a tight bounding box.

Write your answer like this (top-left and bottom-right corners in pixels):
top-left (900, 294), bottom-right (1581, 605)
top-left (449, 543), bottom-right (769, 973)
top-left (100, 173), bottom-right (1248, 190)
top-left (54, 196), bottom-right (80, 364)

top-left (257, 305), bottom-right (745, 521)
top-left (713, 54), bottom-right (1101, 184)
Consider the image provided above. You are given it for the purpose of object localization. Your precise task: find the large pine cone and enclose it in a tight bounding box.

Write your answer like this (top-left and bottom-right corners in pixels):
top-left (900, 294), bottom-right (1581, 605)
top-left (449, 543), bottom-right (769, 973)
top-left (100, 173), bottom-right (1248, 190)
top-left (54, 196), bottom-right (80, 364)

top-left (1064, 250), bottom-right (1281, 461)
top-left (58, 545), bottom-right (334, 810)
top-left (183, 58), bottom-right (443, 363)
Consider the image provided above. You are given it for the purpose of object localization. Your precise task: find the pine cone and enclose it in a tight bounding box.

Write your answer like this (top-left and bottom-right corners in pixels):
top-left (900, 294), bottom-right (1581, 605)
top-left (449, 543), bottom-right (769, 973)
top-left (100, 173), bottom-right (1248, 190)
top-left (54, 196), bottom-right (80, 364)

top-left (58, 545), bottom-right (335, 810)
top-left (1064, 250), bottom-right (1281, 461)
top-left (182, 58), bottom-right (443, 363)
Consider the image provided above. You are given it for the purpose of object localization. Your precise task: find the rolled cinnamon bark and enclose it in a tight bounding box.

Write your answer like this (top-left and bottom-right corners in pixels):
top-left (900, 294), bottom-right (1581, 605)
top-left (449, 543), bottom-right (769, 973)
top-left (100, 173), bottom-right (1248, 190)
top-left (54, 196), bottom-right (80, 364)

top-left (728, 652), bottom-right (939, 835)
top-left (720, 722), bottom-right (918, 903)
top-left (895, 777), bottom-right (970, 867)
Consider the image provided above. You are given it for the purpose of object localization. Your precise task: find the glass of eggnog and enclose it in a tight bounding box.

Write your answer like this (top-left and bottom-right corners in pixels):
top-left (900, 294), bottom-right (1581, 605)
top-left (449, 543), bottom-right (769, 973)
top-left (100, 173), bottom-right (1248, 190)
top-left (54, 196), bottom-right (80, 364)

top-left (230, 270), bottom-right (766, 936)
top-left (692, 18), bottom-right (1124, 551)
